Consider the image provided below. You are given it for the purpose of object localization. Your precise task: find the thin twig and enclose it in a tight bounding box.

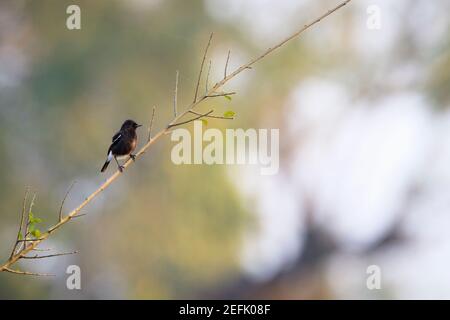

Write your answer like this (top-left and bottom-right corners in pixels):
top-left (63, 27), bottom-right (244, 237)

top-left (22, 251), bottom-right (78, 259)
top-left (10, 188), bottom-right (30, 257)
top-left (193, 33), bottom-right (213, 103)
top-left (224, 50), bottom-right (231, 79)
top-left (168, 110), bottom-right (214, 128)
top-left (188, 110), bottom-right (234, 120)
top-left (173, 70), bottom-right (179, 117)
top-left (22, 193), bottom-right (36, 251)
top-left (28, 193), bottom-right (36, 223)
top-left (16, 238), bottom-right (45, 242)
top-left (148, 106), bottom-right (156, 142)
top-left (71, 213), bottom-right (87, 219)
top-left (32, 248), bottom-right (52, 252)
top-left (3, 267), bottom-right (54, 277)
top-left (206, 92), bottom-right (236, 98)
top-left (59, 181), bottom-right (76, 222)
top-left (205, 60), bottom-right (212, 93)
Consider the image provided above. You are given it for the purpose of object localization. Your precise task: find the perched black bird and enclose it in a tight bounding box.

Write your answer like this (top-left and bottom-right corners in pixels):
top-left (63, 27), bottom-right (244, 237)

top-left (101, 119), bottom-right (142, 173)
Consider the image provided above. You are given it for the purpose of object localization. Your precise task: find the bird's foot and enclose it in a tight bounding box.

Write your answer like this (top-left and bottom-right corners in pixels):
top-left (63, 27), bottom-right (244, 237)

top-left (118, 165), bottom-right (124, 172)
top-left (130, 154), bottom-right (136, 161)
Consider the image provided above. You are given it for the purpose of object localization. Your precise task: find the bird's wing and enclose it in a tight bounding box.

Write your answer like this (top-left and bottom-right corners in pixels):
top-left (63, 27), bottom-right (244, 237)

top-left (107, 132), bottom-right (122, 155)
top-left (112, 132), bottom-right (122, 144)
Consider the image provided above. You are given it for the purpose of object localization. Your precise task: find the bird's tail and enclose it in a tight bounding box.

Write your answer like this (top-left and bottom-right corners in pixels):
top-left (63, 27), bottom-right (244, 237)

top-left (101, 160), bottom-right (110, 172)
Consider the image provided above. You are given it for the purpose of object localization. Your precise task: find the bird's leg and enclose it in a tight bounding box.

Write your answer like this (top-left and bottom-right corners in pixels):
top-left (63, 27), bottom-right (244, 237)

top-left (130, 154), bottom-right (136, 161)
top-left (114, 156), bottom-right (124, 172)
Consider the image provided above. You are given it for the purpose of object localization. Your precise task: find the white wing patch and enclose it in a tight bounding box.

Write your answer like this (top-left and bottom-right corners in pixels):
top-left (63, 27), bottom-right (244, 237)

top-left (112, 134), bottom-right (121, 144)
top-left (107, 150), bottom-right (113, 161)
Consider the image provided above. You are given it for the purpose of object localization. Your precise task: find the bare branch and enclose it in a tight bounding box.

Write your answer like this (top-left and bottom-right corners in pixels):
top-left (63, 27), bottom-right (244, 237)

top-left (193, 32), bottom-right (213, 103)
top-left (71, 213), bottom-right (87, 219)
top-left (22, 251), bottom-right (78, 260)
top-left (16, 238), bottom-right (44, 242)
top-left (189, 110), bottom-right (234, 120)
top-left (22, 193), bottom-right (36, 251)
top-left (206, 91), bottom-right (236, 98)
top-left (3, 267), bottom-right (54, 277)
top-left (148, 106), bottom-right (156, 142)
top-left (224, 50), bottom-right (231, 79)
top-left (168, 110), bottom-right (214, 128)
top-left (173, 70), bottom-right (179, 117)
top-left (10, 188), bottom-right (30, 257)
top-left (205, 60), bottom-right (212, 93)
top-left (27, 193), bottom-right (36, 224)
top-left (59, 181), bottom-right (76, 222)
top-left (32, 248), bottom-right (52, 252)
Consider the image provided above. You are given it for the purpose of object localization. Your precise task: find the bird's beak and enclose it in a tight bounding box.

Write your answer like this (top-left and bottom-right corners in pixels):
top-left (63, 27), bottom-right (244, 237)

top-left (136, 124), bottom-right (142, 128)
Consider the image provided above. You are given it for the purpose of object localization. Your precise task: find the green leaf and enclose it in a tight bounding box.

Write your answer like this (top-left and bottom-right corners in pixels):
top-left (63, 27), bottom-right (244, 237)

top-left (224, 95), bottom-right (232, 101)
top-left (201, 119), bottom-right (208, 126)
top-left (28, 212), bottom-right (43, 224)
top-left (28, 224), bottom-right (36, 233)
top-left (223, 110), bottom-right (235, 118)
top-left (31, 229), bottom-right (41, 238)
top-left (33, 217), bottom-right (43, 224)
top-left (18, 233), bottom-right (23, 240)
